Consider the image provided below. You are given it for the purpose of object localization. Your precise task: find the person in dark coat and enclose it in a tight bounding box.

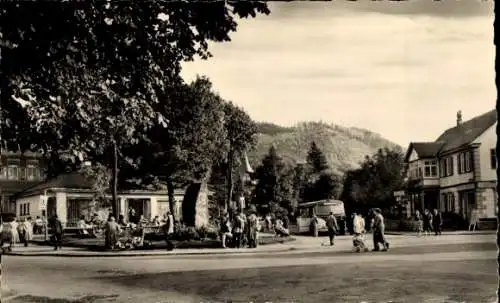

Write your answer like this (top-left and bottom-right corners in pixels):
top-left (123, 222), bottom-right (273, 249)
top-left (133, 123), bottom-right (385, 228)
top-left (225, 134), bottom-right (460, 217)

top-left (51, 215), bottom-right (64, 251)
top-left (432, 209), bottom-right (442, 236)
top-left (423, 209), bottom-right (433, 236)
top-left (325, 212), bottom-right (339, 246)
top-left (104, 216), bottom-right (121, 250)
top-left (372, 208), bottom-right (389, 252)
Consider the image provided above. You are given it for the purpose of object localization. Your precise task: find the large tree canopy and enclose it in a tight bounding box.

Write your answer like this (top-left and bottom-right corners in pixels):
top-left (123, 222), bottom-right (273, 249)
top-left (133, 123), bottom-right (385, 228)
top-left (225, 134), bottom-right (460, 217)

top-left (0, 1), bottom-right (269, 215)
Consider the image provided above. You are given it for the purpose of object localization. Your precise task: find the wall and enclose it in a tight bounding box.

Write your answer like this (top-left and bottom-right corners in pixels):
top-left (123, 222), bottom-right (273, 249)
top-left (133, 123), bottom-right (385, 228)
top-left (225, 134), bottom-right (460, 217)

top-left (16, 195), bottom-right (42, 219)
top-left (476, 187), bottom-right (496, 219)
top-left (439, 152), bottom-right (474, 188)
top-left (473, 123), bottom-right (497, 181)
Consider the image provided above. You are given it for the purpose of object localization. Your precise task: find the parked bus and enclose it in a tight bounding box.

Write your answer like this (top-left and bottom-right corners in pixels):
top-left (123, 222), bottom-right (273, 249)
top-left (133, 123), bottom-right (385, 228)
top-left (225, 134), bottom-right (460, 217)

top-left (292, 199), bottom-right (347, 235)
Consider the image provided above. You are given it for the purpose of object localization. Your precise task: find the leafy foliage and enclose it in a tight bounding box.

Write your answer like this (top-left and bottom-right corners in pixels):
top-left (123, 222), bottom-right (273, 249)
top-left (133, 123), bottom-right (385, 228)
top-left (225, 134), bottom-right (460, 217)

top-left (341, 148), bottom-right (406, 215)
top-left (253, 146), bottom-right (294, 212)
top-left (1, 2), bottom-right (269, 216)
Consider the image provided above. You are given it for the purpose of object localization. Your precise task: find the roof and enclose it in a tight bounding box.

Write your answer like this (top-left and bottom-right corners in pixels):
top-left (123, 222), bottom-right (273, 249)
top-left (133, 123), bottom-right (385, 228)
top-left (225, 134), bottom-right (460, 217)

top-left (436, 109), bottom-right (497, 153)
top-left (405, 109), bottom-right (497, 162)
top-left (406, 142), bottom-right (444, 160)
top-left (19, 171), bottom-right (94, 195)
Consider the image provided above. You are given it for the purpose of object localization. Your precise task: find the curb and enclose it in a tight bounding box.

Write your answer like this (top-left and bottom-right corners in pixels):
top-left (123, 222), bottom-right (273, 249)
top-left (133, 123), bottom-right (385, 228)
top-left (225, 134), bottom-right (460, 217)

top-left (4, 246), bottom-right (298, 258)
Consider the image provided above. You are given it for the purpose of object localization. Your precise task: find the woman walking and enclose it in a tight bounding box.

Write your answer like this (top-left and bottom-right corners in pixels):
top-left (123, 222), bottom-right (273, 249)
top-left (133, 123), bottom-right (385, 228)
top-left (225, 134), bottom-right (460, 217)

top-left (423, 209), bottom-right (433, 236)
top-left (415, 210), bottom-right (424, 237)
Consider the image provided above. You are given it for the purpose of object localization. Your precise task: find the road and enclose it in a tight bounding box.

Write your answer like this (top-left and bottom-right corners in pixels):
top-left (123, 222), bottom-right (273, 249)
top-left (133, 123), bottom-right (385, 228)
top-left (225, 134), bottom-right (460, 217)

top-left (1, 234), bottom-right (497, 303)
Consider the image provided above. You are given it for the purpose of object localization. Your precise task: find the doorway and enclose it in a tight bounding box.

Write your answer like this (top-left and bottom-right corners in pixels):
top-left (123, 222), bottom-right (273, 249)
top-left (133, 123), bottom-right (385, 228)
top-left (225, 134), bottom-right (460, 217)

top-left (126, 198), bottom-right (150, 223)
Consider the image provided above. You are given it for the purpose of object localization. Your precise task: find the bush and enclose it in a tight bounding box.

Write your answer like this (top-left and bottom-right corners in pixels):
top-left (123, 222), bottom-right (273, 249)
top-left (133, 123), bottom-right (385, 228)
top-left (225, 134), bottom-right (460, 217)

top-left (173, 225), bottom-right (200, 241)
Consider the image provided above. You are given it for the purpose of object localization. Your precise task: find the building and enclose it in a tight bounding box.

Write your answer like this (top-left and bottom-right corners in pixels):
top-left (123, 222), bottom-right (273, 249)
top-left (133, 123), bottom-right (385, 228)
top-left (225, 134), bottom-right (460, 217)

top-left (0, 150), bottom-right (46, 213)
top-left (13, 170), bottom-right (213, 228)
top-left (403, 109), bottom-right (497, 225)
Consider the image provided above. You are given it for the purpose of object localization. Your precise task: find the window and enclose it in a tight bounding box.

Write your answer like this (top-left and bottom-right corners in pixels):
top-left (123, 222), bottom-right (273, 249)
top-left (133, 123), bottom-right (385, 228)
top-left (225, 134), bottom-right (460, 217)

top-left (7, 165), bottom-right (19, 180)
top-left (0, 166), bottom-right (6, 179)
top-left (446, 157), bottom-right (454, 176)
top-left (458, 151), bottom-right (473, 174)
top-left (19, 203), bottom-right (31, 216)
top-left (439, 160), bottom-right (446, 177)
top-left (424, 160), bottom-right (437, 177)
top-left (26, 165), bottom-right (39, 181)
top-left (441, 193), bottom-right (455, 213)
top-left (491, 149), bottom-right (496, 169)
top-left (439, 157), bottom-right (454, 177)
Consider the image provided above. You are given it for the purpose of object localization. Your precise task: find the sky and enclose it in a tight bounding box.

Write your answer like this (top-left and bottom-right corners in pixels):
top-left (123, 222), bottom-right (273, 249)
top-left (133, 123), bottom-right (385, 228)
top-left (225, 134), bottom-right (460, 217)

top-left (181, 0), bottom-right (495, 148)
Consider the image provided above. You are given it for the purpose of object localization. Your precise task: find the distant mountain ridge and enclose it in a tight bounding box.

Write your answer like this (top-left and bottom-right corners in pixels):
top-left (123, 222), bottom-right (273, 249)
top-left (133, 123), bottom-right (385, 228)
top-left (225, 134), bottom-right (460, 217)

top-left (248, 121), bottom-right (402, 174)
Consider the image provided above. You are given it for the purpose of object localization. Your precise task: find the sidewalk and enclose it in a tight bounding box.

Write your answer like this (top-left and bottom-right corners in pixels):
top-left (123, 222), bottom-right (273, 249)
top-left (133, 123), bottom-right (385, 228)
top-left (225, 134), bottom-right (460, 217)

top-left (5, 234), bottom-right (355, 257)
top-left (385, 230), bottom-right (496, 236)
top-left (4, 232), bottom-right (494, 257)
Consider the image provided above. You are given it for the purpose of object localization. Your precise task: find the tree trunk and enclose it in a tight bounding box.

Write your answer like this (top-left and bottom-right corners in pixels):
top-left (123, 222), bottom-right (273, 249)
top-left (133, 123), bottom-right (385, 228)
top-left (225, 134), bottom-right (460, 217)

top-left (225, 150), bottom-right (234, 212)
top-left (111, 140), bottom-right (119, 217)
top-left (167, 179), bottom-right (177, 222)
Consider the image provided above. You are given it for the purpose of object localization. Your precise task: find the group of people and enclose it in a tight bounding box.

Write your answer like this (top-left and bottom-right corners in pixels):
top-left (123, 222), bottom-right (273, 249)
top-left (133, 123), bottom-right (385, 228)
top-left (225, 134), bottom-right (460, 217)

top-left (415, 208), bottom-right (442, 237)
top-left (219, 210), bottom-right (260, 249)
top-left (102, 211), bottom-right (175, 251)
top-left (349, 208), bottom-right (389, 252)
top-left (0, 216), bottom-right (36, 250)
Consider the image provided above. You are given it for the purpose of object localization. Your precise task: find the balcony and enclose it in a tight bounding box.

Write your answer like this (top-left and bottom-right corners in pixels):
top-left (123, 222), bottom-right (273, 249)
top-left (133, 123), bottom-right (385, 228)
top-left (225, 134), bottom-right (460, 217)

top-left (406, 176), bottom-right (440, 190)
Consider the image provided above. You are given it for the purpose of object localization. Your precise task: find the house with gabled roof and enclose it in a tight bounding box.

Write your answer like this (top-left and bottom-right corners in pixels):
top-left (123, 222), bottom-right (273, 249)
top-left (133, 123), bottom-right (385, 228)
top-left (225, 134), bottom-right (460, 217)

top-left (403, 109), bottom-right (497, 225)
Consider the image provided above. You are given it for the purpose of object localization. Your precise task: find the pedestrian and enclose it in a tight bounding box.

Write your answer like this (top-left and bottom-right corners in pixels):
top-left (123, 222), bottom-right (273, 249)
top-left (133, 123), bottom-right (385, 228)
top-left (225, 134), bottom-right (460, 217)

top-left (432, 209), bottom-right (442, 236)
top-left (372, 208), bottom-right (389, 251)
top-left (247, 211), bottom-right (259, 248)
top-left (18, 217), bottom-right (33, 247)
top-left (104, 216), bottom-right (121, 250)
top-left (311, 214), bottom-right (319, 238)
top-left (325, 212), bottom-right (339, 246)
top-left (34, 216), bottom-right (43, 234)
top-left (232, 212), bottom-right (245, 248)
top-left (50, 215), bottom-right (64, 251)
top-left (220, 212), bottom-right (232, 248)
top-left (1, 220), bottom-right (13, 252)
top-left (423, 209), bottom-right (433, 236)
top-left (162, 211), bottom-right (175, 251)
top-left (415, 210), bottom-right (424, 237)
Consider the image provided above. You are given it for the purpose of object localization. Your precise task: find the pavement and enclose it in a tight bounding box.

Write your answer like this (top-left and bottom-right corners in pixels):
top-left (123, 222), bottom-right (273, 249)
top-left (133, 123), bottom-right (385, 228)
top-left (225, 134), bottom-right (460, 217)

top-left (1, 233), bottom-right (496, 303)
top-left (4, 231), bottom-right (496, 257)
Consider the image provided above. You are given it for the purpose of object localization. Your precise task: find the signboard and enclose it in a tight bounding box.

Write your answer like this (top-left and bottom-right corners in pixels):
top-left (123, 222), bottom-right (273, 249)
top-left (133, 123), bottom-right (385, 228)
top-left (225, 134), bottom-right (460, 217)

top-left (40, 195), bottom-right (47, 210)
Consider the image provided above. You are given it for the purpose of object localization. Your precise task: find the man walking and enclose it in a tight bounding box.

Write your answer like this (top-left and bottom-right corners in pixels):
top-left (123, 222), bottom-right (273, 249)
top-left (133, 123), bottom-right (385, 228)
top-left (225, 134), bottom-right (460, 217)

top-left (51, 215), bottom-right (64, 251)
top-left (372, 208), bottom-right (389, 251)
top-left (432, 209), bottom-right (442, 236)
top-left (325, 212), bottom-right (339, 246)
top-left (162, 212), bottom-right (175, 251)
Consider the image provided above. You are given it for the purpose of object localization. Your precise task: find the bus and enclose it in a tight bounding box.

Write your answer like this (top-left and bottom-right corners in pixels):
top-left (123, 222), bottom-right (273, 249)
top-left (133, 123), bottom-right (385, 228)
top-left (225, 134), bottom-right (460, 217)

top-left (292, 199), bottom-right (347, 235)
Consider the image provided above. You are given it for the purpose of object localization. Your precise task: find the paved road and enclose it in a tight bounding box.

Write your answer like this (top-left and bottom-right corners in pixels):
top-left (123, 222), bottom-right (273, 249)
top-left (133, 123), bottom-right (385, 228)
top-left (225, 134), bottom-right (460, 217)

top-left (2, 234), bottom-right (496, 303)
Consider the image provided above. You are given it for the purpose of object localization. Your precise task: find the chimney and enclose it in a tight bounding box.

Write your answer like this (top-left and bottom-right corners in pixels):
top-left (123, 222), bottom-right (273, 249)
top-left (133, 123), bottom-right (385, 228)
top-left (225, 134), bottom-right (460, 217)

top-left (456, 110), bottom-right (462, 126)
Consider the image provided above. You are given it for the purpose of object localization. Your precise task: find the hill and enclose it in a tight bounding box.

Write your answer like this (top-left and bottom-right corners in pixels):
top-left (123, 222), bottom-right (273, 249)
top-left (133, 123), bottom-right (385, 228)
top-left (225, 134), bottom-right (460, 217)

top-left (248, 121), bottom-right (402, 174)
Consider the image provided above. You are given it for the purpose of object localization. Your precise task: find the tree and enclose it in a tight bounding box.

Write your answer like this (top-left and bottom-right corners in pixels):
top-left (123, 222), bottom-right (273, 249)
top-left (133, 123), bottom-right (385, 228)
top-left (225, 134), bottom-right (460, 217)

top-left (306, 141), bottom-right (329, 173)
top-left (119, 77), bottom-right (227, 220)
top-left (1, 2), bottom-right (270, 216)
top-left (221, 102), bottom-right (257, 210)
top-left (341, 148), bottom-right (405, 215)
top-left (300, 142), bottom-right (341, 203)
top-left (253, 146), bottom-right (294, 213)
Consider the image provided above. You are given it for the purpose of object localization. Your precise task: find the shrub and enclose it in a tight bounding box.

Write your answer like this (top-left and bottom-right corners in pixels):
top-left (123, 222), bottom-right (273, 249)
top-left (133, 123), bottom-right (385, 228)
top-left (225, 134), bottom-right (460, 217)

top-left (173, 225), bottom-right (200, 241)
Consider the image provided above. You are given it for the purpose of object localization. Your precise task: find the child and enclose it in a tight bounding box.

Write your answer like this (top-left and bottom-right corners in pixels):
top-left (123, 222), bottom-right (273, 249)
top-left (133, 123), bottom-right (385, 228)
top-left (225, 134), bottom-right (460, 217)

top-left (352, 213), bottom-right (368, 252)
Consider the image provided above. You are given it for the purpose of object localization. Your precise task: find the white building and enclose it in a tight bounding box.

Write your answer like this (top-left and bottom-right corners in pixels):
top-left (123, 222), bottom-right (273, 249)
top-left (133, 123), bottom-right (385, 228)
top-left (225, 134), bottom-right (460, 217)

top-left (403, 109), bottom-right (497, 224)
